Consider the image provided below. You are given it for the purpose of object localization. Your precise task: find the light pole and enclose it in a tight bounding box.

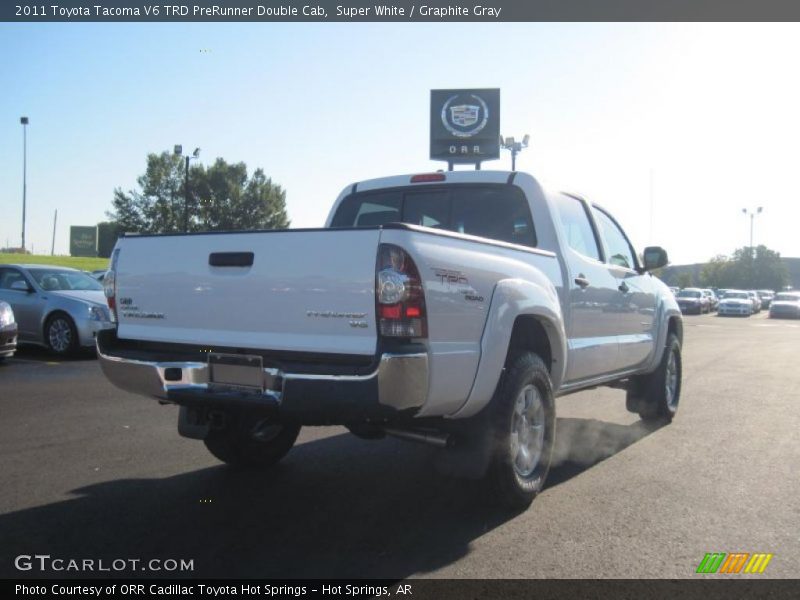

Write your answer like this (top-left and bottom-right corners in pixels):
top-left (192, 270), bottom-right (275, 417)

top-left (741, 206), bottom-right (763, 254)
top-left (500, 134), bottom-right (529, 171)
top-left (20, 116), bottom-right (29, 251)
top-left (174, 145), bottom-right (200, 232)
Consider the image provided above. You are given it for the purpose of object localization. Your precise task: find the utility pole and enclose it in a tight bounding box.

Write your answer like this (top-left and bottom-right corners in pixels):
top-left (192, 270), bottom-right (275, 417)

top-left (51, 209), bottom-right (58, 255)
top-left (741, 207), bottom-right (763, 256)
top-left (20, 116), bottom-right (29, 251)
top-left (174, 145), bottom-right (200, 233)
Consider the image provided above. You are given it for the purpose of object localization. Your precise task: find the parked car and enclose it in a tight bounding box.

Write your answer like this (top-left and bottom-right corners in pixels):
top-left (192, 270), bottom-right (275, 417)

top-left (676, 288), bottom-right (709, 314)
top-left (0, 265), bottom-right (115, 356)
top-left (718, 290), bottom-right (754, 316)
top-left (768, 292), bottom-right (800, 319)
top-left (0, 301), bottom-right (17, 361)
top-left (702, 289), bottom-right (718, 312)
top-left (97, 169), bottom-right (684, 509)
top-left (91, 269), bottom-right (108, 282)
top-left (668, 286), bottom-right (679, 296)
top-left (757, 290), bottom-right (775, 310)
top-left (747, 291), bottom-right (762, 313)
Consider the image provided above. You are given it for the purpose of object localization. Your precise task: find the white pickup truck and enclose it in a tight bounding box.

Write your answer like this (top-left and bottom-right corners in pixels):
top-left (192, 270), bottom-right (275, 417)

top-left (98, 170), bottom-right (683, 508)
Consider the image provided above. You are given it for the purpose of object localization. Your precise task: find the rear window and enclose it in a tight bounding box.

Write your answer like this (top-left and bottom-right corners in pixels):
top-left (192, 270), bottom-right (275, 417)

top-left (330, 184), bottom-right (537, 247)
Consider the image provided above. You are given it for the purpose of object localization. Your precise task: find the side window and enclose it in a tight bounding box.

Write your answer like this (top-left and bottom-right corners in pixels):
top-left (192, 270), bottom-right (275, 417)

top-left (592, 208), bottom-right (637, 270)
top-left (451, 187), bottom-right (536, 246)
top-left (0, 268), bottom-right (27, 290)
top-left (554, 195), bottom-right (601, 261)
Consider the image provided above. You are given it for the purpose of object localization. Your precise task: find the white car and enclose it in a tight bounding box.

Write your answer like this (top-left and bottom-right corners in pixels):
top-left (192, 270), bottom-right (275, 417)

top-left (769, 292), bottom-right (800, 319)
top-left (718, 290), bottom-right (753, 316)
top-left (748, 291), bottom-right (762, 313)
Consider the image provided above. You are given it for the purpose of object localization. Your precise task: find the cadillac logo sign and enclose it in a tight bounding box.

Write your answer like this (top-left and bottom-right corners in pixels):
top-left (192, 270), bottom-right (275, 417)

top-left (431, 88), bottom-right (500, 164)
top-left (442, 96), bottom-right (488, 136)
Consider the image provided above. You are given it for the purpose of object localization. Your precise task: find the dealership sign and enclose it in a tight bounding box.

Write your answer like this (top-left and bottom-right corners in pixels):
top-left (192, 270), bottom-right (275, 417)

top-left (70, 226), bottom-right (97, 257)
top-left (430, 88), bottom-right (500, 165)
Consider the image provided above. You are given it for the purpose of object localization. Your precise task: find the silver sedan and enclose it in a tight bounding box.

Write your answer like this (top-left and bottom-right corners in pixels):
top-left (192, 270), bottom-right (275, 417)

top-left (0, 264), bottom-right (114, 356)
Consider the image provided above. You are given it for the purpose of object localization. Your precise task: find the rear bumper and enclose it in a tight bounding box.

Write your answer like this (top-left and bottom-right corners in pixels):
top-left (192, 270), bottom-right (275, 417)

top-left (97, 330), bottom-right (428, 423)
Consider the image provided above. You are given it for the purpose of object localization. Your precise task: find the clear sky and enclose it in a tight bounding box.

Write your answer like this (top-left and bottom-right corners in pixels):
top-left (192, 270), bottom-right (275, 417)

top-left (2, 22), bottom-right (799, 264)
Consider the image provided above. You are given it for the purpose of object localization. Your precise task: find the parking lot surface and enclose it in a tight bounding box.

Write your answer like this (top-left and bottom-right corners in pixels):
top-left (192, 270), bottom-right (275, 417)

top-left (1, 312), bottom-right (798, 578)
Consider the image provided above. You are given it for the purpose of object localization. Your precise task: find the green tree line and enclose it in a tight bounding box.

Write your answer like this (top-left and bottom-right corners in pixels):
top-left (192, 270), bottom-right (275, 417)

top-left (662, 245), bottom-right (788, 291)
top-left (107, 151), bottom-right (290, 236)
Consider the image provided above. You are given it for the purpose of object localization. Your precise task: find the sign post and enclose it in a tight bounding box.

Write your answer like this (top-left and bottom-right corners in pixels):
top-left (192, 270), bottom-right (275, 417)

top-left (430, 88), bottom-right (500, 170)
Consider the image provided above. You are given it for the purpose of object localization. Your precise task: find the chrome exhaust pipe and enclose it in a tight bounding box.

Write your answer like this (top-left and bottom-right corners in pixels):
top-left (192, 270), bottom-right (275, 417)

top-left (384, 427), bottom-right (451, 448)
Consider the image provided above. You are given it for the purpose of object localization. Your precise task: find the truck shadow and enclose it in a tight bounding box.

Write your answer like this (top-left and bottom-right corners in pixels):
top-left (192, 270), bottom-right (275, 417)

top-left (0, 417), bottom-right (661, 579)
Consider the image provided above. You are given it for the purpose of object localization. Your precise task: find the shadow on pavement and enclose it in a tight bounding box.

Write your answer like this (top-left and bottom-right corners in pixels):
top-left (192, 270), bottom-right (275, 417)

top-left (10, 344), bottom-right (97, 363)
top-left (0, 417), bottom-right (661, 579)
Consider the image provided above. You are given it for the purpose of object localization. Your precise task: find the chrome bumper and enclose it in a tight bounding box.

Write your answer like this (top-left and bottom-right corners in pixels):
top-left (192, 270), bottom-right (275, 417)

top-left (97, 333), bottom-right (428, 417)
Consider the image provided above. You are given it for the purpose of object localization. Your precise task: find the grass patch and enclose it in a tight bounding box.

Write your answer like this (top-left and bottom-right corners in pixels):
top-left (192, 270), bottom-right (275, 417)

top-left (0, 253), bottom-right (109, 271)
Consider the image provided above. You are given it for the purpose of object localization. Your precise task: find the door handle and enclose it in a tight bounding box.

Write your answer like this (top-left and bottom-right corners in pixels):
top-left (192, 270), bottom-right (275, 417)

top-left (618, 281), bottom-right (630, 293)
top-left (574, 275), bottom-right (590, 289)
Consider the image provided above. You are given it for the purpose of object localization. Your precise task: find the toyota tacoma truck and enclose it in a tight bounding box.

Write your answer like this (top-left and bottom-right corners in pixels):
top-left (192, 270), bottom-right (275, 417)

top-left (98, 170), bottom-right (683, 508)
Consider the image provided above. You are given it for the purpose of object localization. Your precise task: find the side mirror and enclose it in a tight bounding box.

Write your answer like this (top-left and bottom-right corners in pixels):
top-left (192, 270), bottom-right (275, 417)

top-left (10, 280), bottom-right (32, 293)
top-left (642, 246), bottom-right (668, 271)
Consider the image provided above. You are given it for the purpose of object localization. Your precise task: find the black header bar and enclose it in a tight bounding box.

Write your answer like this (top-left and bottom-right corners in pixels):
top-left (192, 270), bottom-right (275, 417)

top-left (6, 1), bottom-right (800, 22)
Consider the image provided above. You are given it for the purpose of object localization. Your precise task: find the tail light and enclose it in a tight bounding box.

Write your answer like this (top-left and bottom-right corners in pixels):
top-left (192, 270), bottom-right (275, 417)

top-left (376, 244), bottom-right (427, 338)
top-left (104, 248), bottom-right (120, 323)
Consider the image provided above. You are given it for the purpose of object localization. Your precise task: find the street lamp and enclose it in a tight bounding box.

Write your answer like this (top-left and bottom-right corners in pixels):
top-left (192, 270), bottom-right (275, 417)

top-left (741, 206), bottom-right (763, 254)
top-left (20, 116), bottom-right (29, 251)
top-left (500, 134), bottom-right (529, 171)
top-left (174, 145), bottom-right (201, 232)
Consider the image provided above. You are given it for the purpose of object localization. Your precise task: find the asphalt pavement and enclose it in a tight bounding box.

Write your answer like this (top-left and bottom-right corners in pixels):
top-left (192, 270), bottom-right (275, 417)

top-left (1, 311), bottom-right (798, 579)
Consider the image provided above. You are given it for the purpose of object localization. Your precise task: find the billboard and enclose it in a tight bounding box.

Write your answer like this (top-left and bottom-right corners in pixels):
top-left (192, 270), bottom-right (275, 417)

top-left (70, 226), bottom-right (98, 257)
top-left (430, 88), bottom-right (500, 165)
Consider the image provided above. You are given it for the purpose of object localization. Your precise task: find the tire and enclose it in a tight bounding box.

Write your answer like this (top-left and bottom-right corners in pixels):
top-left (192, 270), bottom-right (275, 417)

top-left (204, 415), bottom-right (301, 469)
top-left (485, 352), bottom-right (556, 510)
top-left (626, 333), bottom-right (682, 423)
top-left (44, 313), bottom-right (79, 356)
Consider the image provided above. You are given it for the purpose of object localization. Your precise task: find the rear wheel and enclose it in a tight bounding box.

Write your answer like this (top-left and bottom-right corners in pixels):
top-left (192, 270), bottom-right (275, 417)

top-left (485, 352), bottom-right (556, 510)
top-left (204, 416), bottom-right (301, 469)
top-left (45, 313), bottom-right (79, 356)
top-left (626, 333), bottom-right (682, 422)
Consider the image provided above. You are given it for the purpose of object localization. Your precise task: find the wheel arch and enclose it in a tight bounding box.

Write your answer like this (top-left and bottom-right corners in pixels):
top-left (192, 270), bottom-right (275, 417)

top-left (450, 278), bottom-right (566, 419)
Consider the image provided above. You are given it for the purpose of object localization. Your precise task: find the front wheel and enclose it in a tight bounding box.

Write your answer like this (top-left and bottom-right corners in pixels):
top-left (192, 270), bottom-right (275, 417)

top-left (485, 352), bottom-right (556, 510)
top-left (626, 333), bottom-right (682, 422)
top-left (45, 313), bottom-right (79, 356)
top-left (204, 416), bottom-right (301, 469)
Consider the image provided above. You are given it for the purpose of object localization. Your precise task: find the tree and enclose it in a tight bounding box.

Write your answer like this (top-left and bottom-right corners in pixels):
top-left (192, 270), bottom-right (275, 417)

top-left (195, 159), bottom-right (289, 231)
top-left (677, 273), bottom-right (694, 289)
top-left (699, 255), bottom-right (731, 288)
top-left (698, 246), bottom-right (787, 291)
top-left (750, 245), bottom-right (788, 290)
top-left (96, 221), bottom-right (123, 258)
top-left (108, 152), bottom-right (289, 234)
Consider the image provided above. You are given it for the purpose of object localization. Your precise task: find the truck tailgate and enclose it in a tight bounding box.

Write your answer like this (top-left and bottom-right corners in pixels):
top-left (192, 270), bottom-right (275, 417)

top-left (115, 229), bottom-right (380, 355)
